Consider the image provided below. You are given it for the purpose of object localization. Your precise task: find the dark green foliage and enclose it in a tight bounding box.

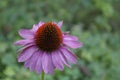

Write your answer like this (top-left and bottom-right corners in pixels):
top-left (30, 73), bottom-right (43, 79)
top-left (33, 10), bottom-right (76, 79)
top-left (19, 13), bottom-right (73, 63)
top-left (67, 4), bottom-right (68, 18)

top-left (0, 0), bottom-right (120, 80)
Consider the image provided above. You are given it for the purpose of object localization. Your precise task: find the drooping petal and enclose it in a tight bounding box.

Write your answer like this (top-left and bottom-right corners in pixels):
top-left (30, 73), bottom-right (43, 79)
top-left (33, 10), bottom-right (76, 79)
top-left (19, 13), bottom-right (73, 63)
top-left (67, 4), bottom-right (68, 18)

top-left (24, 50), bottom-right (40, 69)
top-left (15, 39), bottom-right (34, 46)
top-left (63, 40), bottom-right (83, 49)
top-left (35, 50), bottom-right (43, 74)
top-left (57, 21), bottom-right (63, 28)
top-left (52, 51), bottom-right (64, 70)
top-left (24, 58), bottom-right (31, 68)
top-left (59, 50), bottom-right (71, 68)
top-left (18, 46), bottom-right (36, 62)
top-left (60, 47), bottom-right (77, 64)
top-left (42, 52), bottom-right (49, 73)
top-left (47, 53), bottom-right (55, 74)
top-left (18, 29), bottom-right (34, 39)
top-left (42, 52), bottom-right (55, 74)
top-left (29, 51), bottom-right (40, 71)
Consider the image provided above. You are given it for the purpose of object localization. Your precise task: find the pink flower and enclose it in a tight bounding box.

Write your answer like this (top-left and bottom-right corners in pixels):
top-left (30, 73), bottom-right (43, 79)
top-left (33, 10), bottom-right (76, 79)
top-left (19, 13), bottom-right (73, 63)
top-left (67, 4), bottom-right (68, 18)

top-left (15, 21), bottom-right (83, 74)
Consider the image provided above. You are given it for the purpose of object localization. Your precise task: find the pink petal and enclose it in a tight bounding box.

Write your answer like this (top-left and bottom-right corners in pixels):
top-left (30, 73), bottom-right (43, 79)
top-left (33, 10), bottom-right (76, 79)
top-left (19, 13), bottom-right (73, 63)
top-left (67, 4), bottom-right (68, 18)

top-left (47, 54), bottom-right (55, 74)
top-left (35, 50), bottom-right (43, 74)
top-left (32, 24), bottom-right (38, 32)
top-left (52, 51), bottom-right (64, 70)
top-left (59, 50), bottom-right (71, 68)
top-left (24, 58), bottom-right (30, 68)
top-left (57, 21), bottom-right (63, 28)
top-left (19, 29), bottom-right (34, 39)
top-left (60, 47), bottom-right (77, 64)
top-left (17, 43), bottom-right (35, 53)
top-left (29, 51), bottom-right (40, 71)
top-left (15, 39), bottom-right (34, 46)
top-left (63, 40), bottom-right (83, 49)
top-left (18, 46), bottom-right (36, 62)
top-left (42, 52), bottom-right (55, 74)
top-left (42, 52), bottom-right (49, 73)
top-left (63, 35), bottom-right (78, 41)
top-left (24, 50), bottom-right (40, 69)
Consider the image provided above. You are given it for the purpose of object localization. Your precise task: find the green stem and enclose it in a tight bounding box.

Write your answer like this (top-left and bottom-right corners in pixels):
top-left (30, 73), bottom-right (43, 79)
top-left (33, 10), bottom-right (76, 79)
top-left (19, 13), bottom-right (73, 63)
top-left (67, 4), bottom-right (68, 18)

top-left (41, 72), bottom-right (45, 80)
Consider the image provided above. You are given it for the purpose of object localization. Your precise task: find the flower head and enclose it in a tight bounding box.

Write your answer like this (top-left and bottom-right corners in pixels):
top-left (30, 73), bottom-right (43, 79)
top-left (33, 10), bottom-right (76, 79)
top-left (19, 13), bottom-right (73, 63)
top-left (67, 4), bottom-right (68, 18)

top-left (15, 21), bottom-right (83, 74)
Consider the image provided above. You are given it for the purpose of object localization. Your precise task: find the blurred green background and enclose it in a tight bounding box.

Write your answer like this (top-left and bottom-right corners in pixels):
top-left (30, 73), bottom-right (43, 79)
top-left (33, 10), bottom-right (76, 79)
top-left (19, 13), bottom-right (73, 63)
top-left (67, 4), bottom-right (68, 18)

top-left (0, 0), bottom-right (120, 80)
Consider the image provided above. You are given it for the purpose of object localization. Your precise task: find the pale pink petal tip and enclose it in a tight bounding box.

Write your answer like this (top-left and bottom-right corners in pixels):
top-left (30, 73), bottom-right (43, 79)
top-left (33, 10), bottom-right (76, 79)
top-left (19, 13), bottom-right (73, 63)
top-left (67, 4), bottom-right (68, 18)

top-left (57, 21), bottom-right (63, 28)
top-left (32, 21), bottom-right (44, 32)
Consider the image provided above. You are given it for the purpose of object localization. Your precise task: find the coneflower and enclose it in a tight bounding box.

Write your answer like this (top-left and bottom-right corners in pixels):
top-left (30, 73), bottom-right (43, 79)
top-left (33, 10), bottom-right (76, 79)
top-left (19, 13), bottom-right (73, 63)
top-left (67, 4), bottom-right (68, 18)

top-left (15, 21), bottom-right (83, 79)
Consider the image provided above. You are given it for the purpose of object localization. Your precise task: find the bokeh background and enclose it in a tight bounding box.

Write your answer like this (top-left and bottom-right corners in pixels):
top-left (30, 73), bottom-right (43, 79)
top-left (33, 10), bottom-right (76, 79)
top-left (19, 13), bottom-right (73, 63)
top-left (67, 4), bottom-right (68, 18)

top-left (0, 0), bottom-right (120, 80)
